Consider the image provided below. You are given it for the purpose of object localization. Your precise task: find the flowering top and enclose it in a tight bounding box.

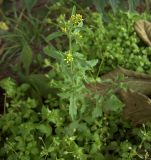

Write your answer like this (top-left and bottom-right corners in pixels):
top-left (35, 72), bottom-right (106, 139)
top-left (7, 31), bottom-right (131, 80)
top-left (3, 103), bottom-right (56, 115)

top-left (61, 27), bottom-right (67, 33)
top-left (0, 21), bottom-right (9, 31)
top-left (64, 51), bottom-right (74, 63)
top-left (69, 14), bottom-right (83, 25)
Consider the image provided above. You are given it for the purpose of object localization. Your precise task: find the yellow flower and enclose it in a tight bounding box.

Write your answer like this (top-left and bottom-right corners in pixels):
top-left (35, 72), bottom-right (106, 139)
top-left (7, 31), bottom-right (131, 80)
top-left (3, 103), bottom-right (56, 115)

top-left (0, 21), bottom-right (9, 31)
top-left (70, 14), bottom-right (83, 25)
top-left (64, 51), bottom-right (73, 63)
top-left (61, 27), bottom-right (67, 33)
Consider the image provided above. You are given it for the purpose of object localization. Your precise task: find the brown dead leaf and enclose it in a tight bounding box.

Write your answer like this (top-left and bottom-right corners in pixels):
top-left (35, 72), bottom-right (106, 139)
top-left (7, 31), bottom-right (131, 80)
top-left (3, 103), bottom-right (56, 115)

top-left (134, 20), bottom-right (151, 46)
top-left (86, 67), bottom-right (151, 125)
top-left (118, 89), bottom-right (151, 125)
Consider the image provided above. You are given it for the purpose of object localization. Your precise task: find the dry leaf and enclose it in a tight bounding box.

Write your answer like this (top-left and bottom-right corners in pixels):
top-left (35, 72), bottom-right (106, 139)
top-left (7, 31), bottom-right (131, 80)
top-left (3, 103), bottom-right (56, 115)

top-left (118, 89), bottom-right (151, 125)
top-left (86, 67), bottom-right (151, 125)
top-left (134, 20), bottom-right (151, 46)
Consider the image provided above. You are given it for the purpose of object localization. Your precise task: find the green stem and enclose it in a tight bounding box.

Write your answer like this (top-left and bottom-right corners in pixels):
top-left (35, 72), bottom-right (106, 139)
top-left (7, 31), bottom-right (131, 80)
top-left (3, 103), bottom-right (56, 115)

top-left (69, 34), bottom-right (72, 51)
top-left (96, 53), bottom-right (105, 77)
top-left (4, 93), bottom-right (6, 115)
top-left (68, 31), bottom-right (73, 73)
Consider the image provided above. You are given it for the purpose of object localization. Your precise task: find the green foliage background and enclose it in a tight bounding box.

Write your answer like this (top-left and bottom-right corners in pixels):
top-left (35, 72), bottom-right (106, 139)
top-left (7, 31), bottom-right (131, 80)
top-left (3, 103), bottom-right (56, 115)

top-left (1, 0), bottom-right (151, 159)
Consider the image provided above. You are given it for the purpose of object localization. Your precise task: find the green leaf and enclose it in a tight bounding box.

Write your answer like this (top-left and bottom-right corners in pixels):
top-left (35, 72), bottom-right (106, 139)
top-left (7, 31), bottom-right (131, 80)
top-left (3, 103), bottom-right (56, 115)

top-left (92, 106), bottom-right (102, 118)
top-left (45, 32), bottom-right (64, 42)
top-left (42, 106), bottom-right (49, 120)
top-left (93, 0), bottom-right (106, 14)
top-left (0, 78), bottom-right (16, 97)
top-left (69, 93), bottom-right (77, 120)
top-left (128, 0), bottom-right (139, 12)
top-left (103, 94), bottom-right (123, 112)
top-left (94, 153), bottom-right (105, 160)
top-left (87, 59), bottom-right (98, 68)
top-left (71, 5), bottom-right (76, 15)
top-left (36, 124), bottom-right (52, 137)
top-left (43, 45), bottom-right (63, 60)
top-left (21, 41), bottom-right (33, 75)
top-left (47, 109), bottom-right (62, 125)
top-left (109, 0), bottom-right (119, 14)
top-left (48, 146), bottom-right (55, 152)
top-left (21, 0), bottom-right (37, 12)
top-left (66, 121), bottom-right (79, 135)
top-left (28, 74), bottom-right (51, 98)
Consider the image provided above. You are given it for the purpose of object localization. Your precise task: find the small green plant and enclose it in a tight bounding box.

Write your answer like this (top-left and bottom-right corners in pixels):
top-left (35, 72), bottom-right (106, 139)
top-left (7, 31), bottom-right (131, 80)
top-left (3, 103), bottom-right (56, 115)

top-left (75, 11), bottom-right (151, 75)
top-left (44, 9), bottom-right (99, 120)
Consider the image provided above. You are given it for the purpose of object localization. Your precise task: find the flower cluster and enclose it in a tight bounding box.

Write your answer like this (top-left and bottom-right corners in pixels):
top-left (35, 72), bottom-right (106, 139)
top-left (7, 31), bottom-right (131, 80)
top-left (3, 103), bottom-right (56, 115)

top-left (58, 13), bottom-right (83, 34)
top-left (61, 27), bottom-right (67, 33)
top-left (64, 51), bottom-right (73, 63)
top-left (0, 21), bottom-right (9, 31)
top-left (69, 14), bottom-right (83, 25)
